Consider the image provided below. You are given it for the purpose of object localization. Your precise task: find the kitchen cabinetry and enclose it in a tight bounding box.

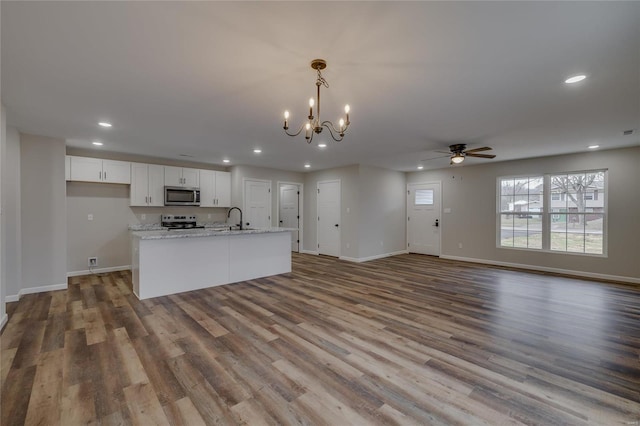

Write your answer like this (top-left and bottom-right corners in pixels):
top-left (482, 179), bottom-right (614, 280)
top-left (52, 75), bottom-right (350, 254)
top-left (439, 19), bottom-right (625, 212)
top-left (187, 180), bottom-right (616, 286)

top-left (130, 163), bottom-right (164, 206)
top-left (164, 166), bottom-right (199, 188)
top-left (199, 170), bottom-right (231, 207)
top-left (65, 156), bottom-right (71, 180)
top-left (67, 156), bottom-right (131, 184)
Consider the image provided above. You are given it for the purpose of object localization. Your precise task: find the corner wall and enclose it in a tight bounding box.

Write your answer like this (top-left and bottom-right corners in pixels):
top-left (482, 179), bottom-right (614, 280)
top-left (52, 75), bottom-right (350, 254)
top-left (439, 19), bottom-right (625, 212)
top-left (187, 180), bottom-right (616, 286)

top-left (3, 126), bottom-right (21, 299)
top-left (20, 133), bottom-right (67, 293)
top-left (407, 146), bottom-right (640, 281)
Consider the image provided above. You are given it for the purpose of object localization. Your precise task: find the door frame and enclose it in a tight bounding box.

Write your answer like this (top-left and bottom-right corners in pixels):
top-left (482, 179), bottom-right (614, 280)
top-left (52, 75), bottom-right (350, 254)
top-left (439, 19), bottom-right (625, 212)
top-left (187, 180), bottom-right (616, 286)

top-left (407, 181), bottom-right (442, 256)
top-left (242, 178), bottom-right (273, 228)
top-left (276, 181), bottom-right (304, 253)
top-left (317, 179), bottom-right (341, 257)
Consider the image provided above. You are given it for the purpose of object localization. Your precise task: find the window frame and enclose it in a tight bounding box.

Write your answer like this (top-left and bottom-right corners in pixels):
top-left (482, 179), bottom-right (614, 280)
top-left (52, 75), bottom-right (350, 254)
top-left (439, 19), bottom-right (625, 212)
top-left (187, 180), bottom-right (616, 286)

top-left (496, 169), bottom-right (608, 257)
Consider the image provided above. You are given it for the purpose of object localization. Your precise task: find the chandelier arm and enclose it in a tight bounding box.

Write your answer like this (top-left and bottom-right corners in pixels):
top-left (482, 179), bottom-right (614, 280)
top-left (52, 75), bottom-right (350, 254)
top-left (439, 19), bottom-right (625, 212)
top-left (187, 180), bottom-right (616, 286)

top-left (321, 122), bottom-right (345, 142)
top-left (284, 124), bottom-right (306, 137)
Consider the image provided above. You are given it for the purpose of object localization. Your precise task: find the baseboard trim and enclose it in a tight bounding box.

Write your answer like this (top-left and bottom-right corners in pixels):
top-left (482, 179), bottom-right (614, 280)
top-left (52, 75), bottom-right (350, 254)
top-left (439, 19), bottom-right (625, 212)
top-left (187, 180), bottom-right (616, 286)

top-left (439, 255), bottom-right (640, 284)
top-left (6, 282), bottom-right (68, 303)
top-left (340, 250), bottom-right (409, 263)
top-left (300, 250), bottom-right (319, 256)
top-left (0, 314), bottom-right (8, 331)
top-left (67, 265), bottom-right (131, 277)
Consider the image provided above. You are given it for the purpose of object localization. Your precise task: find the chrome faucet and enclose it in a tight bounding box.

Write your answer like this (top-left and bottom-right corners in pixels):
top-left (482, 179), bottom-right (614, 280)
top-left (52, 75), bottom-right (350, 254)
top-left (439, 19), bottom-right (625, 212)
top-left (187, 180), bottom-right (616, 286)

top-left (227, 207), bottom-right (243, 230)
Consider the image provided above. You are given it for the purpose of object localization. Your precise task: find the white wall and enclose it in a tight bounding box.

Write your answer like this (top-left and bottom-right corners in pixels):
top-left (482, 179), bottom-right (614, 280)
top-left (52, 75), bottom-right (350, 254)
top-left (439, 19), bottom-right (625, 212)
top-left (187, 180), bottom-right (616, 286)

top-left (20, 133), bottom-right (67, 292)
top-left (407, 146), bottom-right (640, 281)
top-left (0, 105), bottom-right (6, 326)
top-left (357, 165), bottom-right (406, 259)
top-left (3, 126), bottom-right (21, 298)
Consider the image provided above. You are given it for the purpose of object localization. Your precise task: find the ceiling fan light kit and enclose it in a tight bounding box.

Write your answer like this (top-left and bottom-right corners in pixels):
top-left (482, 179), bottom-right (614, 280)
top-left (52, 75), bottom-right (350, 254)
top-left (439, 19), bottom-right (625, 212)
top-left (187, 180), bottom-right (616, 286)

top-left (283, 59), bottom-right (351, 144)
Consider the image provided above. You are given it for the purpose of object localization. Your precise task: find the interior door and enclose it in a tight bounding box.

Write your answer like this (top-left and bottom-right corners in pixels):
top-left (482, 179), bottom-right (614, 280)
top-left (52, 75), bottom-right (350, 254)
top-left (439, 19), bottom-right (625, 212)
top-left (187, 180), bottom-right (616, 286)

top-left (244, 179), bottom-right (272, 229)
top-left (407, 182), bottom-right (441, 256)
top-left (279, 184), bottom-right (299, 252)
top-left (317, 180), bottom-right (341, 257)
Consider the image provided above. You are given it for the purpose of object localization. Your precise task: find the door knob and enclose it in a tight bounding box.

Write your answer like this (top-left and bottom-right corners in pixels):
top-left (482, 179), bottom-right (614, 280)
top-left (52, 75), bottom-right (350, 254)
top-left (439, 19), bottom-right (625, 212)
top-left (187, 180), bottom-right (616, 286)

top-left (433, 219), bottom-right (439, 227)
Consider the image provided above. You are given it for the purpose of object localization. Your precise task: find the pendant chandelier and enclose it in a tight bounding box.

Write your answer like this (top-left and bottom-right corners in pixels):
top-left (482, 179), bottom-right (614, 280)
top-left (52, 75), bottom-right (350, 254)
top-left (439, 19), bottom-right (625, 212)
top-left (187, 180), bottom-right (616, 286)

top-left (283, 59), bottom-right (350, 143)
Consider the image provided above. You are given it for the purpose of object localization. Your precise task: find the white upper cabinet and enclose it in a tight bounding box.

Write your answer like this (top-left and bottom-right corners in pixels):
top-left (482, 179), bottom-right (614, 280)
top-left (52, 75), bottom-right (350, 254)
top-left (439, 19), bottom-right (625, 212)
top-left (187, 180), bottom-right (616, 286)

top-left (65, 156), bottom-right (71, 181)
top-left (165, 166), bottom-right (199, 188)
top-left (130, 163), bottom-right (164, 206)
top-left (67, 156), bottom-right (131, 184)
top-left (199, 170), bottom-right (231, 207)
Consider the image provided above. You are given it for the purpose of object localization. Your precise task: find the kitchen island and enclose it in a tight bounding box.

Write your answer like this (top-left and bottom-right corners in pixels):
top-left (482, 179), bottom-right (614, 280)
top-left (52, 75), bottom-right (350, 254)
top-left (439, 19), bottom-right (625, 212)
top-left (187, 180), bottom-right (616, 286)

top-left (131, 228), bottom-right (292, 299)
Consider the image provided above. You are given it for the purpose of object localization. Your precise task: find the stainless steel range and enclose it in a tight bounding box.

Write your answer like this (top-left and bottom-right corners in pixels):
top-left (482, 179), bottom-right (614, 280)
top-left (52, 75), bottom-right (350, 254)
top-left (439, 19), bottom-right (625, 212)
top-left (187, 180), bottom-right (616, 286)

top-left (161, 215), bottom-right (204, 230)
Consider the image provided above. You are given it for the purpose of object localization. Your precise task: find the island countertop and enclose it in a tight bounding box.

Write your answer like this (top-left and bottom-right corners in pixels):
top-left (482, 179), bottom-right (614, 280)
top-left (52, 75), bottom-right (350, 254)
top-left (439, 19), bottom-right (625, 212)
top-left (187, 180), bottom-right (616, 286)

top-left (131, 227), bottom-right (293, 240)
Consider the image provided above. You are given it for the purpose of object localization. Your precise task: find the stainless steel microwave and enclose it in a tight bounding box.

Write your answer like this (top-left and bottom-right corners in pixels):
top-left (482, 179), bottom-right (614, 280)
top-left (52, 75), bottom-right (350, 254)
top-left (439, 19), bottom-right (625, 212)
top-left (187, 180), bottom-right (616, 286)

top-left (164, 186), bottom-right (200, 206)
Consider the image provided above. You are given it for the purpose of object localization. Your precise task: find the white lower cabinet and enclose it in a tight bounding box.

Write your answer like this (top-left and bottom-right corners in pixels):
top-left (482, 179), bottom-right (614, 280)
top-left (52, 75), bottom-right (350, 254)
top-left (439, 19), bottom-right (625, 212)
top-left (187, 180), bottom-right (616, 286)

top-left (199, 170), bottom-right (231, 207)
top-left (67, 156), bottom-right (131, 184)
top-left (130, 163), bottom-right (165, 206)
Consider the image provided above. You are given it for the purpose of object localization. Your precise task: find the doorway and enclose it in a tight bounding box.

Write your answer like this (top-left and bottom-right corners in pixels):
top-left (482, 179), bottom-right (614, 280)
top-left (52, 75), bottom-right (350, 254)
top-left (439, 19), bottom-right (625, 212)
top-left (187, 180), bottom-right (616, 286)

top-left (317, 180), bottom-right (341, 257)
top-left (243, 179), bottom-right (272, 229)
top-left (278, 182), bottom-right (303, 252)
top-left (407, 182), bottom-right (441, 256)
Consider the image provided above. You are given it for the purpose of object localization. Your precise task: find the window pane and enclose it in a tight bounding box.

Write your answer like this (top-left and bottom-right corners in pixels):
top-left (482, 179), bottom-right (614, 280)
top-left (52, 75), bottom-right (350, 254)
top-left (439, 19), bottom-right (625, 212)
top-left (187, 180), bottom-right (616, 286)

top-left (500, 195), bottom-right (514, 212)
top-left (567, 214), bottom-right (585, 252)
top-left (501, 179), bottom-right (515, 196)
top-left (550, 213), bottom-right (567, 251)
top-left (415, 189), bottom-right (433, 205)
top-left (527, 215), bottom-right (543, 249)
top-left (514, 178), bottom-right (528, 195)
top-left (585, 214), bottom-right (604, 254)
top-left (500, 214), bottom-right (514, 247)
top-left (514, 195), bottom-right (529, 213)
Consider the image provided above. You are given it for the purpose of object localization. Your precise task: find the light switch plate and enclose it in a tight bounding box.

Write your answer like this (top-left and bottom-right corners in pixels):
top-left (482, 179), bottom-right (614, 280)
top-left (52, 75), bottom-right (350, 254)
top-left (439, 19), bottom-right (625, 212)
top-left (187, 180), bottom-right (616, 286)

top-left (88, 214), bottom-right (94, 221)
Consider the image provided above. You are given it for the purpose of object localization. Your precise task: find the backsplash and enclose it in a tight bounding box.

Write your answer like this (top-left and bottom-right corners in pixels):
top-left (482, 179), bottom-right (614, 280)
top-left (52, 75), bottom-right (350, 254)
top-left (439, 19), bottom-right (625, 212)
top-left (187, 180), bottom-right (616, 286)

top-left (130, 206), bottom-right (229, 225)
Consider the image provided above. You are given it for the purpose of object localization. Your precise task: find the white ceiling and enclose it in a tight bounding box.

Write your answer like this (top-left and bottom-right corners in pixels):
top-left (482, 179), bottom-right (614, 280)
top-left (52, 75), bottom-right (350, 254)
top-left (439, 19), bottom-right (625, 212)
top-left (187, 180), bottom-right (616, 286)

top-left (2, 1), bottom-right (639, 172)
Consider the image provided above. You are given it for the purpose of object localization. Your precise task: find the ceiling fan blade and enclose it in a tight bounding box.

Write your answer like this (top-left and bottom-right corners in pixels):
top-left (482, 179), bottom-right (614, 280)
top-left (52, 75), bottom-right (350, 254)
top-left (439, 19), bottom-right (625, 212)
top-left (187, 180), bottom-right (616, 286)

top-left (465, 146), bottom-right (493, 153)
top-left (466, 153), bottom-right (496, 159)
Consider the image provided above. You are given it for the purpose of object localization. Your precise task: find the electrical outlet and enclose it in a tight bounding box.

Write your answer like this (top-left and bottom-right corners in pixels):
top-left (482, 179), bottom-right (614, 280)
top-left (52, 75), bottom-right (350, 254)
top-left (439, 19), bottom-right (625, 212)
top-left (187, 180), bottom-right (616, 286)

top-left (88, 257), bottom-right (98, 267)
top-left (141, 214), bottom-right (146, 220)
top-left (458, 243), bottom-right (463, 249)
top-left (88, 214), bottom-right (94, 221)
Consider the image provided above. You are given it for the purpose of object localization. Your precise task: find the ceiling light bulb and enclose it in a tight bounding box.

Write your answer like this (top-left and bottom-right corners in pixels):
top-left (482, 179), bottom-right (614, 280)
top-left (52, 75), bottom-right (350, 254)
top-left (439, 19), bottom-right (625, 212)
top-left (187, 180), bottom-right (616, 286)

top-left (304, 164), bottom-right (311, 168)
top-left (284, 110), bottom-right (289, 119)
top-left (339, 118), bottom-right (345, 127)
top-left (417, 166), bottom-right (424, 170)
top-left (588, 145), bottom-right (600, 149)
top-left (345, 105), bottom-right (350, 114)
top-left (98, 122), bottom-right (112, 128)
top-left (305, 123), bottom-right (311, 130)
top-left (309, 98), bottom-right (314, 107)
top-left (253, 149), bottom-right (262, 154)
top-left (223, 159), bottom-right (230, 163)
top-left (451, 154), bottom-right (465, 164)
top-left (92, 141), bottom-right (103, 146)
top-left (565, 75), bottom-right (586, 84)
top-left (318, 143), bottom-right (327, 148)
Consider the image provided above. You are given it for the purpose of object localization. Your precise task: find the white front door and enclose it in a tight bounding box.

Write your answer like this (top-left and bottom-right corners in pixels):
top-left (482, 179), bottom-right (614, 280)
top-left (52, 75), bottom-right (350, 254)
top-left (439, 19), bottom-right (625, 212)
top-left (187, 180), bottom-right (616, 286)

top-left (279, 184), bottom-right (300, 252)
top-left (407, 182), bottom-right (441, 256)
top-left (317, 180), bottom-right (341, 257)
top-left (244, 179), bottom-right (272, 229)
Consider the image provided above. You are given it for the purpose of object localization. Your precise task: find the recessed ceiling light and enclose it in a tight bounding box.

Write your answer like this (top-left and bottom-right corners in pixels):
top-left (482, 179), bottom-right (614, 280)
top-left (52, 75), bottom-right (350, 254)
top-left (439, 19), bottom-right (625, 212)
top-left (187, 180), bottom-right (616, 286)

top-left (92, 141), bottom-right (103, 146)
top-left (417, 166), bottom-right (424, 170)
top-left (588, 145), bottom-right (600, 149)
top-left (223, 159), bottom-right (230, 163)
top-left (98, 122), bottom-right (112, 128)
top-left (304, 164), bottom-right (311, 168)
top-left (253, 149), bottom-right (262, 154)
top-left (318, 143), bottom-right (327, 148)
top-left (565, 75), bottom-right (586, 84)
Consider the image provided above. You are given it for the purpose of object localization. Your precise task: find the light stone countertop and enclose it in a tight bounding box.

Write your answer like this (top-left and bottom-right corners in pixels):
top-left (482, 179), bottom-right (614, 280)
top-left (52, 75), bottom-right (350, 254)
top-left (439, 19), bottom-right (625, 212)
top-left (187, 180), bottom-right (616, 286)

top-left (131, 227), bottom-right (294, 240)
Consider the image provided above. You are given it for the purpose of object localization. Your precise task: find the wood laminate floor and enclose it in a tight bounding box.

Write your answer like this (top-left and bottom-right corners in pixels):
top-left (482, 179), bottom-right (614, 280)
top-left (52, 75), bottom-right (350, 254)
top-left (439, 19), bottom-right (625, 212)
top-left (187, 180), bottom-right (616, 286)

top-left (1, 253), bottom-right (639, 425)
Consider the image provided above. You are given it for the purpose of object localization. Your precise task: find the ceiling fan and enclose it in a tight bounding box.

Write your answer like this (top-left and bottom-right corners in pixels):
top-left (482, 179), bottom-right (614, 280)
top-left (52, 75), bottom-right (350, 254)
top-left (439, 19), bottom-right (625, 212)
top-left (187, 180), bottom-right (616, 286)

top-left (426, 144), bottom-right (496, 165)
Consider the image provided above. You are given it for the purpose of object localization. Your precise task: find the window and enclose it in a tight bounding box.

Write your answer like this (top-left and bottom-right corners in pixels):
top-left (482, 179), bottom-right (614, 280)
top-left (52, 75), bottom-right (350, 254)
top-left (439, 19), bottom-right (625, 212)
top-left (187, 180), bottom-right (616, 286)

top-left (550, 171), bottom-right (605, 254)
top-left (415, 189), bottom-right (434, 205)
top-left (498, 170), bottom-right (606, 255)
top-left (499, 176), bottom-right (543, 249)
